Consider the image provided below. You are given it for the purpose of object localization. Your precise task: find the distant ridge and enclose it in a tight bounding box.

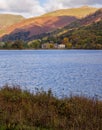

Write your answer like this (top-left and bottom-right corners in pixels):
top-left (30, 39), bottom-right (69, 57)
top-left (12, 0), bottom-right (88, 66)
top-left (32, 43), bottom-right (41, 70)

top-left (0, 14), bottom-right (25, 28)
top-left (1, 16), bottom-right (77, 41)
top-left (42, 6), bottom-right (98, 18)
top-left (0, 6), bottom-right (101, 41)
top-left (47, 8), bottom-right (102, 38)
top-left (0, 14), bottom-right (25, 36)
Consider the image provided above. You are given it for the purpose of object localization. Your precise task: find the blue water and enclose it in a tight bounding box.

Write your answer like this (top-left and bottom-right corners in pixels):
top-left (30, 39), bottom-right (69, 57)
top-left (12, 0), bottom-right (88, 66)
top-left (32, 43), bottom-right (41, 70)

top-left (0, 50), bottom-right (102, 98)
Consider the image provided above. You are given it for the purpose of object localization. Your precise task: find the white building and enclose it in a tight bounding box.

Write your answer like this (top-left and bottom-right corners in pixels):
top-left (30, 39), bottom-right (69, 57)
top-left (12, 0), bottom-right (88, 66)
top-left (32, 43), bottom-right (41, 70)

top-left (58, 44), bottom-right (65, 49)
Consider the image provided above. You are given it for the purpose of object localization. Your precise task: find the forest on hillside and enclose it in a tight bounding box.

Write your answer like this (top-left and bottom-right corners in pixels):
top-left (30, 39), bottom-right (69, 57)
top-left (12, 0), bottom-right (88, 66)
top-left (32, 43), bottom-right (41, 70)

top-left (0, 19), bottom-right (102, 50)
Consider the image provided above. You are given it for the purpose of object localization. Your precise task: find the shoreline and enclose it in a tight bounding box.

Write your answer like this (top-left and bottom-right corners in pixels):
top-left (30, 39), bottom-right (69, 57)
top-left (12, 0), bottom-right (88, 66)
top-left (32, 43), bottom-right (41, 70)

top-left (0, 48), bottom-right (102, 50)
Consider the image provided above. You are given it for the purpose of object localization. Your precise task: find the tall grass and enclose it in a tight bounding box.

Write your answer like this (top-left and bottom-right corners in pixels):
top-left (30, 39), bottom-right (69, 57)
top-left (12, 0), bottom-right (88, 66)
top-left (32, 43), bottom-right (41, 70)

top-left (0, 85), bottom-right (102, 130)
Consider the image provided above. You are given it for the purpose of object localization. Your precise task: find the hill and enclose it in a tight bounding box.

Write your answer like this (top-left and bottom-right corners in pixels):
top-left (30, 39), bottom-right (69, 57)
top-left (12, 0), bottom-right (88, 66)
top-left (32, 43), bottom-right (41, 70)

top-left (1, 16), bottom-right (77, 41)
top-left (0, 14), bottom-right (25, 35)
top-left (62, 19), bottom-right (102, 49)
top-left (42, 6), bottom-right (98, 18)
top-left (0, 6), bottom-right (100, 41)
top-left (41, 9), bottom-right (102, 49)
top-left (0, 14), bottom-right (25, 27)
top-left (49, 8), bottom-right (102, 37)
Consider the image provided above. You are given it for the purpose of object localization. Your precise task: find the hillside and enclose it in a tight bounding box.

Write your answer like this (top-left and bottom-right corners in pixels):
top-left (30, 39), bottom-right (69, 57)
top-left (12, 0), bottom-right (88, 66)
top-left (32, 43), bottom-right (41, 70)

top-left (0, 14), bottom-right (25, 34)
top-left (69, 8), bottom-right (102, 27)
top-left (63, 19), bottom-right (102, 49)
top-left (42, 6), bottom-right (98, 18)
top-left (0, 6), bottom-right (101, 42)
top-left (41, 9), bottom-right (102, 49)
top-left (1, 16), bottom-right (77, 41)
top-left (48, 8), bottom-right (102, 38)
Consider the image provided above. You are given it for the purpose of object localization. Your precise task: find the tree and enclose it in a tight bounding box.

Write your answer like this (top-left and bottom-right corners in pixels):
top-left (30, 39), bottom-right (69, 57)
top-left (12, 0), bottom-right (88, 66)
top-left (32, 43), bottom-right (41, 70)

top-left (49, 44), bottom-right (54, 49)
top-left (29, 40), bottom-right (41, 49)
top-left (62, 37), bottom-right (69, 44)
top-left (11, 40), bottom-right (24, 49)
top-left (4, 41), bottom-right (13, 49)
top-left (66, 42), bottom-right (72, 49)
top-left (62, 37), bottom-right (72, 49)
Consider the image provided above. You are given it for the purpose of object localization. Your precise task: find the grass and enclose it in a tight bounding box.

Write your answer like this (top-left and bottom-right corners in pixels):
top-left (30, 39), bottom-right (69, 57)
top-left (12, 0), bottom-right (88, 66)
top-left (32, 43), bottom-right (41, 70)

top-left (0, 85), bottom-right (102, 130)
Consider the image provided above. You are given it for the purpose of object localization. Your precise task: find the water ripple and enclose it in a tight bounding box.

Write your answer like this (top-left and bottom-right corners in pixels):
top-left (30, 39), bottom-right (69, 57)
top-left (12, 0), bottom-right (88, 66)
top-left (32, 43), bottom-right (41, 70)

top-left (0, 50), bottom-right (102, 99)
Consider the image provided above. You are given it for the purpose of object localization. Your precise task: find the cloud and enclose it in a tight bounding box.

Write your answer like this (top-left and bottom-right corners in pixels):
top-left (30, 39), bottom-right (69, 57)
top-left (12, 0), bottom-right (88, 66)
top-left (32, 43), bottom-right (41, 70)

top-left (62, 0), bottom-right (102, 7)
top-left (44, 0), bottom-right (65, 12)
top-left (0, 0), bottom-right (45, 17)
top-left (0, 0), bottom-right (101, 18)
top-left (44, 0), bottom-right (102, 12)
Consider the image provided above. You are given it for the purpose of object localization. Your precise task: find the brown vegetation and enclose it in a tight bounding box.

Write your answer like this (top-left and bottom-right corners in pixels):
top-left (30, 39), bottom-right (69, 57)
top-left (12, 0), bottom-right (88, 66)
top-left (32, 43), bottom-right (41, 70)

top-left (1, 7), bottom-right (102, 42)
top-left (0, 16), bottom-right (77, 38)
top-left (0, 14), bottom-right (25, 35)
top-left (0, 85), bottom-right (102, 130)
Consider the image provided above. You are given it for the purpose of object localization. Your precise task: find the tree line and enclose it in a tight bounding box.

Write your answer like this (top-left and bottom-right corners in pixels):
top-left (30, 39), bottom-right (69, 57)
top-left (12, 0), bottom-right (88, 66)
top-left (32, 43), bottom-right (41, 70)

top-left (0, 20), bottom-right (102, 50)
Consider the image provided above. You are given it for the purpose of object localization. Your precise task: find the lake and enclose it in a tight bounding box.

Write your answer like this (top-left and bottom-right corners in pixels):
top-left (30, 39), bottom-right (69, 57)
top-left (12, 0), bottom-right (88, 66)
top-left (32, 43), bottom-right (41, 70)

top-left (0, 50), bottom-right (102, 98)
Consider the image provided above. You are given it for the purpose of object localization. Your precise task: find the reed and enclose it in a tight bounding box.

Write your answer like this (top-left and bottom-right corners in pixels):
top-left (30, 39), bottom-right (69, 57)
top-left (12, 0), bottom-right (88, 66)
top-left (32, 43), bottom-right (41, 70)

top-left (0, 85), bottom-right (102, 130)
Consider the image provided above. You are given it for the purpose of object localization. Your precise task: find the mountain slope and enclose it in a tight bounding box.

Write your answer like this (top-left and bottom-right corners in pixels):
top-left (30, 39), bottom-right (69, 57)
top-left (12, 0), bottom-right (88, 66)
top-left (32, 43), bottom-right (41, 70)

top-left (49, 8), bottom-right (102, 37)
top-left (0, 14), bottom-right (25, 27)
top-left (1, 16), bottom-right (77, 41)
top-left (64, 19), bottom-right (102, 49)
top-left (0, 6), bottom-right (101, 41)
top-left (42, 6), bottom-right (98, 18)
top-left (0, 14), bottom-right (25, 34)
top-left (42, 9), bottom-right (102, 49)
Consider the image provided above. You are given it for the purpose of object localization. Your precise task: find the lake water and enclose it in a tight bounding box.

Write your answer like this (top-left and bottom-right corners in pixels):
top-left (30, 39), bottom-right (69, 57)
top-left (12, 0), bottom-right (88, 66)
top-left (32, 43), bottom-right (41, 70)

top-left (0, 50), bottom-right (102, 98)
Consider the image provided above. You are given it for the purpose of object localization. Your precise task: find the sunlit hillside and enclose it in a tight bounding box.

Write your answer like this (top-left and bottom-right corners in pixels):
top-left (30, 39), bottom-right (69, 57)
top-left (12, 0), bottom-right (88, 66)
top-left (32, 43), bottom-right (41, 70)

top-left (43, 6), bottom-right (98, 18)
top-left (0, 14), bottom-right (25, 29)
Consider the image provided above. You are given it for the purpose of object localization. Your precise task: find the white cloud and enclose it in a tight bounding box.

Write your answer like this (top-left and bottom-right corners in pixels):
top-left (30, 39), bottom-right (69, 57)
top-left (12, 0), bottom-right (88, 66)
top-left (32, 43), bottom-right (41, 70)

top-left (44, 0), bottom-right (102, 12)
top-left (0, 0), bottom-right (8, 11)
top-left (44, 0), bottom-right (65, 12)
top-left (0, 0), bottom-right (45, 17)
top-left (0, 0), bottom-right (101, 18)
top-left (62, 0), bottom-right (102, 7)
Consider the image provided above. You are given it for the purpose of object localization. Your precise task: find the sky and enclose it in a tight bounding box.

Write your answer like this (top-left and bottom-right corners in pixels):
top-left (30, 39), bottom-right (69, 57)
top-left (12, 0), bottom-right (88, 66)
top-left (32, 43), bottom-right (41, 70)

top-left (0, 0), bottom-right (102, 18)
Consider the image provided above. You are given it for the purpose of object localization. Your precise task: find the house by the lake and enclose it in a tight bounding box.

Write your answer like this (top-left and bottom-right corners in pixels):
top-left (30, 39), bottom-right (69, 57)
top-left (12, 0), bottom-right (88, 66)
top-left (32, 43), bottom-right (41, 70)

top-left (41, 43), bottom-right (65, 49)
top-left (58, 44), bottom-right (65, 49)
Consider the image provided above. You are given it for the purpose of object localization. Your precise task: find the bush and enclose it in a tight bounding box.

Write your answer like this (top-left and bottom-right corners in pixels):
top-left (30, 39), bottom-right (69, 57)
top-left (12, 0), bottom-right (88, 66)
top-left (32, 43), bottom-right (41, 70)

top-left (0, 85), bottom-right (102, 130)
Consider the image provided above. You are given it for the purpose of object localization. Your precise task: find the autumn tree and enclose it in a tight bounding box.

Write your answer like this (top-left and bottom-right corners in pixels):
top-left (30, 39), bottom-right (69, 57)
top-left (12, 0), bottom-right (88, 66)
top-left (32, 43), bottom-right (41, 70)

top-left (28, 40), bottom-right (41, 49)
top-left (11, 40), bottom-right (24, 49)
top-left (62, 37), bottom-right (72, 49)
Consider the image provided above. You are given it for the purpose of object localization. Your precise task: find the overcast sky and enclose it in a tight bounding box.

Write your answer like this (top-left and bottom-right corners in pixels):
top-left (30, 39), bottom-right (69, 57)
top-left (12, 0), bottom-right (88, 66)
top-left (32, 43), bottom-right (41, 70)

top-left (0, 0), bottom-right (102, 18)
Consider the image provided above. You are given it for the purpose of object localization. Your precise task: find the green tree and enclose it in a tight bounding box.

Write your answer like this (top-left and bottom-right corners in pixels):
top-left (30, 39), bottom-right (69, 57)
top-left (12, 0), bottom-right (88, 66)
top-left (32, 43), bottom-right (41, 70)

top-left (4, 41), bottom-right (12, 49)
top-left (29, 40), bottom-right (41, 49)
top-left (11, 40), bottom-right (24, 49)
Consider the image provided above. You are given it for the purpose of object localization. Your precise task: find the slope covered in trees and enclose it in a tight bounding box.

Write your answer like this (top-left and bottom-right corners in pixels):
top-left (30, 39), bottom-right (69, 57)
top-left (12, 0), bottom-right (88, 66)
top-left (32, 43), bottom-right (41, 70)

top-left (49, 8), bottom-right (102, 37)
top-left (0, 8), bottom-right (102, 49)
top-left (0, 6), bottom-right (100, 41)
top-left (40, 9), bottom-right (102, 49)
top-left (61, 20), bottom-right (102, 49)
top-left (1, 20), bottom-right (102, 50)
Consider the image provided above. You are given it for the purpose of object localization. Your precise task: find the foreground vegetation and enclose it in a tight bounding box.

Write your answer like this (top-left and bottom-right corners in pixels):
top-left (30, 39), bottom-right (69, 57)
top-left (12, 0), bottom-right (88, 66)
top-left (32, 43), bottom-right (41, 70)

top-left (0, 85), bottom-right (102, 130)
